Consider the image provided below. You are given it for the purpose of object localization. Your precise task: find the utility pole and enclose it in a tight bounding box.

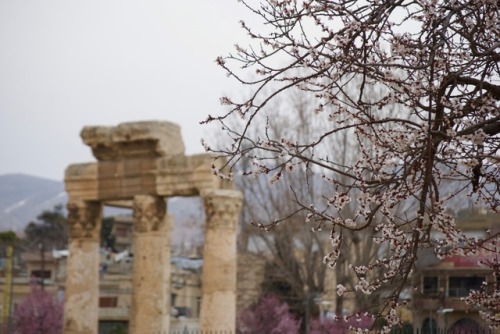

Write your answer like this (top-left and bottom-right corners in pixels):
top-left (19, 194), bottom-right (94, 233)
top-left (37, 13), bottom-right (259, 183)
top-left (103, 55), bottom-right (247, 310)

top-left (39, 242), bottom-right (45, 290)
top-left (3, 245), bottom-right (13, 331)
top-left (1, 231), bottom-right (16, 333)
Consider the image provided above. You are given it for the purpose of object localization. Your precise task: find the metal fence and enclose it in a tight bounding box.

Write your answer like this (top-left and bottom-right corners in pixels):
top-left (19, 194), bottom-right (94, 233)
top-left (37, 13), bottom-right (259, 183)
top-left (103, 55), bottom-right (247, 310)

top-left (88, 325), bottom-right (497, 334)
top-left (392, 329), bottom-right (492, 334)
top-left (163, 329), bottom-right (494, 334)
top-left (168, 331), bottom-right (237, 334)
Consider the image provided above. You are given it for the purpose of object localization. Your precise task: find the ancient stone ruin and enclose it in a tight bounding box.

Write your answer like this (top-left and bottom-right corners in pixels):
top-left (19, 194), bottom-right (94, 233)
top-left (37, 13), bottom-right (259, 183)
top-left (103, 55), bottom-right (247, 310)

top-left (63, 121), bottom-right (242, 334)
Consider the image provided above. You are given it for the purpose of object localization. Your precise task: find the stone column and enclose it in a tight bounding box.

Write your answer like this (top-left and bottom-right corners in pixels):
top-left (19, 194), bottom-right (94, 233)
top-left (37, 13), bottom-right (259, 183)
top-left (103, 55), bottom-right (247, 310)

top-left (200, 189), bottom-right (243, 332)
top-left (64, 200), bottom-right (102, 334)
top-left (129, 195), bottom-right (170, 334)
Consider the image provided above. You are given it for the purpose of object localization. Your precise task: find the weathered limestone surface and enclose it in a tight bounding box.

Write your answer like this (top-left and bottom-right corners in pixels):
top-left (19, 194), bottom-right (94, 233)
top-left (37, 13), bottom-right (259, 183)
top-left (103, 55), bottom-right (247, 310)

top-left (129, 195), bottom-right (170, 334)
top-left (81, 121), bottom-right (185, 161)
top-left (199, 189), bottom-right (243, 332)
top-left (63, 201), bottom-right (102, 334)
top-left (65, 153), bottom-right (229, 201)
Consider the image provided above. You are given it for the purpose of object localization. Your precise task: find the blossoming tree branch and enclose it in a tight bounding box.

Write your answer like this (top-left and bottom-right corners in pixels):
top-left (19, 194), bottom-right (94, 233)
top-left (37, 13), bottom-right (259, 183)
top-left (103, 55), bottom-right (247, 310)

top-left (202, 0), bottom-right (499, 331)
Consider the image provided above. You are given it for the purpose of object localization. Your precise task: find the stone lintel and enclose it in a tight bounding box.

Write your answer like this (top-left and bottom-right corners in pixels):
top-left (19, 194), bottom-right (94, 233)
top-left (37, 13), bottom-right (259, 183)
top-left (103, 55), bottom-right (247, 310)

top-left (81, 121), bottom-right (185, 161)
top-left (104, 200), bottom-right (134, 208)
top-left (65, 154), bottom-right (230, 201)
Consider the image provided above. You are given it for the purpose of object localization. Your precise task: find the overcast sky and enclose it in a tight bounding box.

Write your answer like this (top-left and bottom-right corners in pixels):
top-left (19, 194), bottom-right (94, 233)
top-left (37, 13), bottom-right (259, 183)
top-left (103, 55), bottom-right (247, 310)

top-left (0, 0), bottom-right (254, 181)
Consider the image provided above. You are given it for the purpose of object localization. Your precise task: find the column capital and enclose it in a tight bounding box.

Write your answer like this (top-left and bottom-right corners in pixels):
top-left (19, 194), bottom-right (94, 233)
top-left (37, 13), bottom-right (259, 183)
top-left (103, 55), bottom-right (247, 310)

top-left (67, 201), bottom-right (102, 240)
top-left (133, 195), bottom-right (166, 233)
top-left (201, 189), bottom-right (243, 230)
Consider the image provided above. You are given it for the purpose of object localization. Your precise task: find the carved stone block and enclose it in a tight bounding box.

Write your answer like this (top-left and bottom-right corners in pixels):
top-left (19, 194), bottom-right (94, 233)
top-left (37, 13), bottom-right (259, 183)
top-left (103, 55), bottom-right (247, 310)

top-left (133, 195), bottom-right (166, 233)
top-left (81, 121), bottom-right (185, 161)
top-left (67, 201), bottom-right (102, 240)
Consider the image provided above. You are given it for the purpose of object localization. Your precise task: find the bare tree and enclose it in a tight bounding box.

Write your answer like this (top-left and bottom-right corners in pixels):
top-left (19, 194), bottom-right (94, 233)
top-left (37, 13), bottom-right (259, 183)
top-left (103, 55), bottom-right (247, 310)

top-left (235, 93), bottom-right (328, 319)
top-left (236, 90), bottom-right (393, 320)
top-left (24, 205), bottom-right (67, 250)
top-left (204, 0), bottom-right (500, 330)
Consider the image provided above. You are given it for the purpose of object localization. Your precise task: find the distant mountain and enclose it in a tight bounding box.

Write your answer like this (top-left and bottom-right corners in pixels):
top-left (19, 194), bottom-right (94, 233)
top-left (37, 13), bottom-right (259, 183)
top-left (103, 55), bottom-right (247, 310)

top-left (0, 174), bottom-right (65, 232)
top-left (0, 174), bottom-right (205, 248)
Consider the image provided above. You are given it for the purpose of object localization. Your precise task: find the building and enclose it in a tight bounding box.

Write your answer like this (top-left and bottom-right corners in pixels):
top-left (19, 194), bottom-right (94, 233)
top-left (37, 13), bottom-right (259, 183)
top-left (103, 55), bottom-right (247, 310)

top-left (0, 230), bottom-right (204, 333)
top-left (412, 209), bottom-right (500, 332)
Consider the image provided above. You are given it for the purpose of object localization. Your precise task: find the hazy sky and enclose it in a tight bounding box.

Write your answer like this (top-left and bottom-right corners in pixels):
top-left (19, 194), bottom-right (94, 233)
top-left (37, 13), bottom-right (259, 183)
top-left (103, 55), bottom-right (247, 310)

top-left (0, 0), bottom-right (254, 181)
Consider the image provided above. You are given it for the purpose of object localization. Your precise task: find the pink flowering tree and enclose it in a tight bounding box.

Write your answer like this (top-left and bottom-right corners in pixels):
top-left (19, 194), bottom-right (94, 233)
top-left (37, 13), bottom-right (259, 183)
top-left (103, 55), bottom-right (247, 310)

top-left (204, 0), bottom-right (500, 330)
top-left (237, 295), bottom-right (301, 334)
top-left (13, 286), bottom-right (63, 334)
top-left (309, 313), bottom-right (374, 334)
top-left (309, 318), bottom-right (348, 334)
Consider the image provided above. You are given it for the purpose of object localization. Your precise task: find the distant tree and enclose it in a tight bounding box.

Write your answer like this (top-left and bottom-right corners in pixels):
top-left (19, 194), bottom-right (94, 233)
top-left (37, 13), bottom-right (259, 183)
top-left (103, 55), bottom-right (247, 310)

top-left (12, 286), bottom-right (63, 334)
top-left (24, 205), bottom-right (67, 250)
top-left (237, 295), bottom-right (301, 334)
top-left (0, 231), bottom-right (17, 244)
top-left (205, 0), bottom-right (500, 329)
top-left (236, 90), bottom-right (397, 318)
top-left (0, 230), bottom-right (18, 256)
top-left (235, 94), bottom-right (332, 319)
top-left (101, 217), bottom-right (116, 251)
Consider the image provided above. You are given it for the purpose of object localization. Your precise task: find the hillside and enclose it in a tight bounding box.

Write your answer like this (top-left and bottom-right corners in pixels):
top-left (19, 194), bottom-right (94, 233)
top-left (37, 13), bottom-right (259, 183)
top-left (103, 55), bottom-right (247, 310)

top-left (0, 174), bottom-right (205, 249)
top-left (0, 174), bottom-right (65, 231)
